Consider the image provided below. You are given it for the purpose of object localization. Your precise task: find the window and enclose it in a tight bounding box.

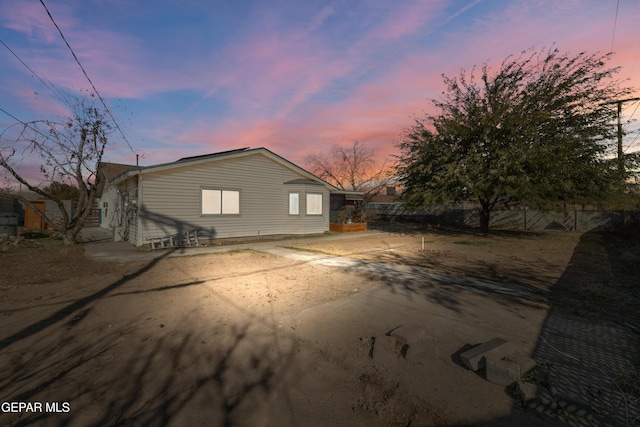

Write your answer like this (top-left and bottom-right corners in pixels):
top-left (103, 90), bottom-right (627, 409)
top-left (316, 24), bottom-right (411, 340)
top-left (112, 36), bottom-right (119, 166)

top-left (202, 189), bottom-right (240, 215)
top-left (289, 193), bottom-right (299, 215)
top-left (306, 193), bottom-right (322, 215)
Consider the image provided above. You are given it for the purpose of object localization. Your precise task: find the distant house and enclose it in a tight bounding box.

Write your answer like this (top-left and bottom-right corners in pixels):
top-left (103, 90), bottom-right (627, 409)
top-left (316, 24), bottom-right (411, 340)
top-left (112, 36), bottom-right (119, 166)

top-left (98, 147), bottom-right (362, 246)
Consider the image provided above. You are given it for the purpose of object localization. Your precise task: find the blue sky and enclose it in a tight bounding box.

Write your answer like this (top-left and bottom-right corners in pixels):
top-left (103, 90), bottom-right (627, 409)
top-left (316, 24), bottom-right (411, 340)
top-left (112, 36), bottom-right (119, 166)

top-left (1, 0), bottom-right (639, 170)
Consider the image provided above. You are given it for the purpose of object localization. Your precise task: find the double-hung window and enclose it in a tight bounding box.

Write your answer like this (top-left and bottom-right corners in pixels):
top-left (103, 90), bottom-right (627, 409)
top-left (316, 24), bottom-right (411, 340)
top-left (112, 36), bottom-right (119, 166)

top-left (289, 193), bottom-right (299, 215)
top-left (202, 189), bottom-right (240, 215)
top-left (306, 193), bottom-right (322, 215)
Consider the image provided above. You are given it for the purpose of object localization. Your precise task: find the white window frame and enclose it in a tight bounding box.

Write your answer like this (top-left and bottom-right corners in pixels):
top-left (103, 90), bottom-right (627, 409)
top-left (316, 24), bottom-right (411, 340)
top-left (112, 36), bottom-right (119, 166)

top-left (289, 192), bottom-right (299, 215)
top-left (201, 189), bottom-right (240, 215)
top-left (306, 193), bottom-right (323, 215)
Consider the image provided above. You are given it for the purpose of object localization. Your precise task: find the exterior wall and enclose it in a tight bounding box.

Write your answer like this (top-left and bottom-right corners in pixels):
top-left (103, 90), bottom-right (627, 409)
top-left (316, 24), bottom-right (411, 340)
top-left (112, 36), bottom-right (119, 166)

top-left (283, 182), bottom-right (329, 235)
top-left (0, 199), bottom-right (23, 224)
top-left (45, 200), bottom-right (72, 227)
top-left (97, 184), bottom-right (119, 230)
top-left (135, 153), bottom-right (330, 245)
top-left (113, 176), bottom-right (139, 244)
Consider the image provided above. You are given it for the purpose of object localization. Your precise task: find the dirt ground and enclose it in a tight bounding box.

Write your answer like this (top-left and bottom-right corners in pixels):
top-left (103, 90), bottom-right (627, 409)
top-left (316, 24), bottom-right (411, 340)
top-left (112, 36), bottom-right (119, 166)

top-left (0, 225), bottom-right (638, 426)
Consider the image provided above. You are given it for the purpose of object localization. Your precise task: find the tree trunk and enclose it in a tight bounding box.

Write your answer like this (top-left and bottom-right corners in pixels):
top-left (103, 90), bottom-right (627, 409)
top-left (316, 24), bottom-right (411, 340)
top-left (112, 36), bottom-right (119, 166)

top-left (62, 229), bottom-right (78, 245)
top-left (479, 205), bottom-right (491, 234)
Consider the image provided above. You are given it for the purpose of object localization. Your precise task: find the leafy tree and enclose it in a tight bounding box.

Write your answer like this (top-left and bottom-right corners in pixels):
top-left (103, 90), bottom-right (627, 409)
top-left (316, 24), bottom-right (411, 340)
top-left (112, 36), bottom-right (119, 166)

top-left (396, 47), bottom-right (633, 233)
top-left (44, 181), bottom-right (81, 201)
top-left (0, 95), bottom-right (112, 244)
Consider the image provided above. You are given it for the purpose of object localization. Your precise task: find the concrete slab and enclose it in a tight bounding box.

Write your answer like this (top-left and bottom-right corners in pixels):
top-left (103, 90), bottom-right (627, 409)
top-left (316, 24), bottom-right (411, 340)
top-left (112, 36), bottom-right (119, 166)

top-left (459, 338), bottom-right (507, 371)
top-left (486, 357), bottom-right (521, 386)
top-left (485, 349), bottom-right (537, 386)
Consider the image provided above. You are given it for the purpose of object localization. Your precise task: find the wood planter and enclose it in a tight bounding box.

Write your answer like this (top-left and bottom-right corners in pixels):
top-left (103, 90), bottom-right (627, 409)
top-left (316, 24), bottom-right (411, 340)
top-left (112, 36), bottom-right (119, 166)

top-left (330, 222), bottom-right (367, 233)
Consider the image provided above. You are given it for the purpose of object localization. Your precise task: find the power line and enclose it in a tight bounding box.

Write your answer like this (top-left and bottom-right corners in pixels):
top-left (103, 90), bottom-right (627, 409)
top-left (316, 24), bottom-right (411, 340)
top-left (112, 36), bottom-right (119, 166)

top-left (0, 38), bottom-right (62, 99)
top-left (621, 100), bottom-right (640, 153)
top-left (611, 0), bottom-right (619, 53)
top-left (0, 38), bottom-right (135, 162)
top-left (0, 106), bottom-right (60, 146)
top-left (38, 0), bottom-right (137, 158)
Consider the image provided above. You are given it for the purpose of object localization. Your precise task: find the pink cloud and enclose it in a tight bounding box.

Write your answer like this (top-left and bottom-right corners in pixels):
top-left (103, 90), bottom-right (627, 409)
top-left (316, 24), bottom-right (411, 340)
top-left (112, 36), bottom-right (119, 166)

top-left (0, 1), bottom-right (71, 44)
top-left (6, 0), bottom-right (638, 172)
top-left (366, 2), bottom-right (442, 41)
top-left (303, 5), bottom-right (336, 35)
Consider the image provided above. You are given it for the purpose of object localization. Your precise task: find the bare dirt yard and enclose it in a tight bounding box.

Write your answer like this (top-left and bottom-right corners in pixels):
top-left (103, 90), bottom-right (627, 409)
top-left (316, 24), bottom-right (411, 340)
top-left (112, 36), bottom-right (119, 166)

top-left (0, 224), bottom-right (638, 426)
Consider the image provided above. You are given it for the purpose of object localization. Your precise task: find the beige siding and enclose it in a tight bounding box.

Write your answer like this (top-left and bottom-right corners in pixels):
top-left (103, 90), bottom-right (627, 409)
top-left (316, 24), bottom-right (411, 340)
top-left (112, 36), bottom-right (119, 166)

top-left (137, 153), bottom-right (329, 244)
top-left (283, 182), bottom-right (328, 234)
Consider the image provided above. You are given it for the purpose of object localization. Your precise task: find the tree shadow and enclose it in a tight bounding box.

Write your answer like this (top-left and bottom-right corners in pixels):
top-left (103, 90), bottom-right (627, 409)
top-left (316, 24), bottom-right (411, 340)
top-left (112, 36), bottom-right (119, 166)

top-left (307, 225), bottom-right (639, 424)
top-left (0, 246), bottom-right (297, 426)
top-left (0, 248), bottom-right (177, 353)
top-left (459, 227), bottom-right (640, 426)
top-left (326, 255), bottom-right (547, 313)
top-left (138, 205), bottom-right (217, 244)
top-left (2, 321), bottom-right (297, 426)
top-left (527, 228), bottom-right (640, 426)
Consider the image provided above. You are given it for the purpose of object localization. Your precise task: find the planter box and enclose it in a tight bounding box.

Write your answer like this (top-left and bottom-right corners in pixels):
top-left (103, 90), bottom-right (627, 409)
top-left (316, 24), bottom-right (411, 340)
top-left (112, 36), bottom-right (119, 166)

top-left (330, 222), bottom-right (367, 233)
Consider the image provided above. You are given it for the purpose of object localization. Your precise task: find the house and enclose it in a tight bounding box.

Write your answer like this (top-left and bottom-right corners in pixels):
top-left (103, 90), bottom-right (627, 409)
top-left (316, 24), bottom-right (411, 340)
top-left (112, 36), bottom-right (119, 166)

top-left (96, 161), bottom-right (141, 230)
top-left (98, 147), bottom-right (362, 246)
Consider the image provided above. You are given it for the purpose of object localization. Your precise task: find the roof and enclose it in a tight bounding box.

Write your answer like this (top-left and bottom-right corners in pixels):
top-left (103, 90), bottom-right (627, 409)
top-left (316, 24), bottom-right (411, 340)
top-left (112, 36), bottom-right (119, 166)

top-left (331, 190), bottom-right (365, 200)
top-left (109, 147), bottom-right (362, 196)
top-left (96, 162), bottom-right (141, 197)
top-left (176, 148), bottom-right (251, 163)
top-left (99, 162), bottom-right (140, 182)
top-left (283, 179), bottom-right (323, 185)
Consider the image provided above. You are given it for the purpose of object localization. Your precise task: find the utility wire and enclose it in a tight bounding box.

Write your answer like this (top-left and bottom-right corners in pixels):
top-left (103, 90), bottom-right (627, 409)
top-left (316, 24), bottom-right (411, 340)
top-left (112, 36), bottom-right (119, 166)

top-left (0, 39), bottom-right (135, 162)
top-left (0, 38), bottom-right (134, 160)
top-left (0, 38), bottom-right (62, 99)
top-left (611, 0), bottom-right (619, 53)
top-left (622, 101), bottom-right (640, 153)
top-left (38, 0), bottom-right (137, 158)
top-left (0, 106), bottom-right (59, 145)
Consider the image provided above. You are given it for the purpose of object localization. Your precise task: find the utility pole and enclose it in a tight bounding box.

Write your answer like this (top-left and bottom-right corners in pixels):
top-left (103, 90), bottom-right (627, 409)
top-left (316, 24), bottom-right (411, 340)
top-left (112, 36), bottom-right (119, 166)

top-left (611, 97), bottom-right (640, 177)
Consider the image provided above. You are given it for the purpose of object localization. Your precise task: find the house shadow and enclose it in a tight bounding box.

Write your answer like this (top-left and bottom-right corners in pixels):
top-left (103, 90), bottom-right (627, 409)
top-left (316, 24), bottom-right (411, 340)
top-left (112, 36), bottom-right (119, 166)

top-left (457, 227), bottom-right (640, 426)
top-left (526, 228), bottom-right (640, 426)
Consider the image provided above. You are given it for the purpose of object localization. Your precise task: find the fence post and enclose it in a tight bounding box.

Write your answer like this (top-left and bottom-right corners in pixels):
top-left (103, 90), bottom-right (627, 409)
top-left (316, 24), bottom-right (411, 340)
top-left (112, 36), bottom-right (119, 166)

top-left (574, 210), bottom-right (577, 231)
top-left (523, 209), bottom-right (527, 231)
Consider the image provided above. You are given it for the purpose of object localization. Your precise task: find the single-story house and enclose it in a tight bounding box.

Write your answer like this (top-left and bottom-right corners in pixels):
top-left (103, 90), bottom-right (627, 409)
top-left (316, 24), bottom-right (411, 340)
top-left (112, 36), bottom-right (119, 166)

top-left (98, 147), bottom-right (362, 246)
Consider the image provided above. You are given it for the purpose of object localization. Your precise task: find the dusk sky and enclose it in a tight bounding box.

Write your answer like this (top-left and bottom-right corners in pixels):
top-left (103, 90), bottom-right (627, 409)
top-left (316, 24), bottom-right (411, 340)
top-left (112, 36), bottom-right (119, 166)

top-left (1, 0), bottom-right (639, 170)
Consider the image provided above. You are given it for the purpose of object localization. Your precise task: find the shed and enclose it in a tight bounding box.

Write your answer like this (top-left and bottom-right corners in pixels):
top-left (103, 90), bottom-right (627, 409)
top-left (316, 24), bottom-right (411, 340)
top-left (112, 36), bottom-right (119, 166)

top-left (23, 200), bottom-right (73, 230)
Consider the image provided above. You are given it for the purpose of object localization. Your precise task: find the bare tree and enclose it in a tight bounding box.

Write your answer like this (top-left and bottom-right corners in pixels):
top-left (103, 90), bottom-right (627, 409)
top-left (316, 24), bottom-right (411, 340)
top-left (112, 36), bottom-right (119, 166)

top-left (0, 94), bottom-right (112, 245)
top-left (306, 141), bottom-right (390, 200)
